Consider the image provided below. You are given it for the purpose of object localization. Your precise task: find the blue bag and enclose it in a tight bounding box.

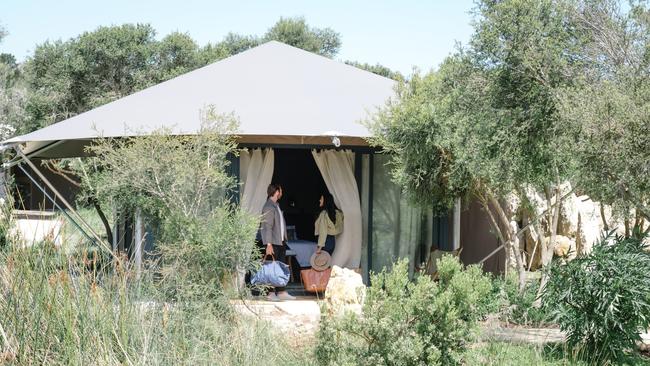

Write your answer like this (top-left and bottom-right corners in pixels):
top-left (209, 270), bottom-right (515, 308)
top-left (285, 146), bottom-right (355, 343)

top-left (251, 256), bottom-right (290, 288)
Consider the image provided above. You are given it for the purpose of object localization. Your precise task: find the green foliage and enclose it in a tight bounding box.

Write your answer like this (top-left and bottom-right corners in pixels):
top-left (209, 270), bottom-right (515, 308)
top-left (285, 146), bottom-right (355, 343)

top-left (368, 0), bottom-right (585, 213)
top-left (542, 232), bottom-right (650, 363)
top-left (463, 342), bottom-right (563, 366)
top-left (0, 194), bottom-right (15, 249)
top-left (0, 26), bottom-right (25, 137)
top-left (85, 108), bottom-right (237, 220)
top-left (343, 61), bottom-right (404, 80)
top-left (556, 1), bottom-right (650, 219)
top-left (83, 108), bottom-right (258, 301)
top-left (559, 81), bottom-right (650, 219)
top-left (463, 0), bottom-right (581, 191)
top-left (0, 241), bottom-right (310, 365)
top-left (263, 17), bottom-right (340, 58)
top-left (315, 256), bottom-right (492, 365)
top-left (155, 206), bottom-right (259, 301)
top-left (494, 272), bottom-right (552, 327)
top-left (24, 24), bottom-right (150, 132)
top-left (463, 341), bottom-right (650, 366)
top-left (367, 69), bottom-right (473, 213)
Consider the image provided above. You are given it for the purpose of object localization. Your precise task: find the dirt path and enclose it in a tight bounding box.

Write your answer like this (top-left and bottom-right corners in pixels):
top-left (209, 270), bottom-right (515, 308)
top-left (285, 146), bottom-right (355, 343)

top-left (232, 299), bottom-right (650, 350)
top-left (232, 298), bottom-right (321, 347)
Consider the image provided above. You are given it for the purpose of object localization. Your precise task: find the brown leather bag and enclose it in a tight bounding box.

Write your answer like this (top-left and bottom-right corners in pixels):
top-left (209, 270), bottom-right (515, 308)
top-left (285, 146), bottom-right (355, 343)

top-left (300, 268), bottom-right (332, 293)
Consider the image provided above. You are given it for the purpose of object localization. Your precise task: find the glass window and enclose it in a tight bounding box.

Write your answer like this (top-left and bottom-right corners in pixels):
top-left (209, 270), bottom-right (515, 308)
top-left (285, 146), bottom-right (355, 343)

top-left (371, 154), bottom-right (433, 276)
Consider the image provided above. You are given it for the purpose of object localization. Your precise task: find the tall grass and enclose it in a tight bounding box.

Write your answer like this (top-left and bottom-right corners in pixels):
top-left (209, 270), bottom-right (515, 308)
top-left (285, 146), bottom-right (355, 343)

top-left (0, 240), bottom-right (310, 365)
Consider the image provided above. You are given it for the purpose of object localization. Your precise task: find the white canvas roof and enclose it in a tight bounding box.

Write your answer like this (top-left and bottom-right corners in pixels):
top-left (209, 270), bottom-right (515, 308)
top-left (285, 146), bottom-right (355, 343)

top-left (4, 41), bottom-right (396, 158)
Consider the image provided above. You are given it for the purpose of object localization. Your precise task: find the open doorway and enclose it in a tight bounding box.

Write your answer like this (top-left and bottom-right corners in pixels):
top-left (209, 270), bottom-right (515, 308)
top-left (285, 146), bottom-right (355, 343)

top-left (272, 148), bottom-right (327, 242)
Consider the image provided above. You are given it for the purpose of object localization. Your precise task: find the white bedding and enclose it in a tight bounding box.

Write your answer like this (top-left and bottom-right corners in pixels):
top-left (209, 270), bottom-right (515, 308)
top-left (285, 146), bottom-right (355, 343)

top-left (287, 240), bottom-right (318, 267)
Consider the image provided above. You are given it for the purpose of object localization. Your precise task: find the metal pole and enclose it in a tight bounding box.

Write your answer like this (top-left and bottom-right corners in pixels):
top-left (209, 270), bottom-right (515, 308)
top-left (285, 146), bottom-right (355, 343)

top-left (453, 197), bottom-right (461, 250)
top-left (14, 147), bottom-right (114, 256)
top-left (1, 141), bottom-right (65, 170)
top-left (134, 208), bottom-right (143, 278)
top-left (16, 164), bottom-right (95, 243)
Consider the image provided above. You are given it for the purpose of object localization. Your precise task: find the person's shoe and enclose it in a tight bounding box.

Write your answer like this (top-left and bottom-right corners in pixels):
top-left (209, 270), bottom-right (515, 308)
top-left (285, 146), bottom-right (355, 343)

top-left (277, 292), bottom-right (296, 301)
top-left (266, 293), bottom-right (280, 302)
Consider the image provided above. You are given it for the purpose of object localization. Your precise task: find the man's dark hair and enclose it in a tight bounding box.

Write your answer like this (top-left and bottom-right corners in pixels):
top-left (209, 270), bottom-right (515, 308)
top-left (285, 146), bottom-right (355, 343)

top-left (267, 184), bottom-right (281, 198)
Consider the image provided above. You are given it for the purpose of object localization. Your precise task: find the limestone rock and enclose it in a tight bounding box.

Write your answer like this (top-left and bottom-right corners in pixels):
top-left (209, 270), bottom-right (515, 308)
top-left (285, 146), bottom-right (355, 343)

top-left (549, 235), bottom-right (577, 261)
top-left (520, 182), bottom-right (624, 267)
top-left (324, 265), bottom-right (366, 316)
top-left (559, 194), bottom-right (608, 253)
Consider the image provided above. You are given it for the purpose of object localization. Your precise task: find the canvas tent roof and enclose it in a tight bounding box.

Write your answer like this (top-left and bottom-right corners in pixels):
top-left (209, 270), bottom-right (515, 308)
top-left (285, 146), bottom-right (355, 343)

top-left (2, 41), bottom-right (397, 158)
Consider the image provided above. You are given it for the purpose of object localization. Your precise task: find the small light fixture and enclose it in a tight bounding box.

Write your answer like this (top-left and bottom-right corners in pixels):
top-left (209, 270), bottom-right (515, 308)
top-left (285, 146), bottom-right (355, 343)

top-left (321, 130), bottom-right (343, 148)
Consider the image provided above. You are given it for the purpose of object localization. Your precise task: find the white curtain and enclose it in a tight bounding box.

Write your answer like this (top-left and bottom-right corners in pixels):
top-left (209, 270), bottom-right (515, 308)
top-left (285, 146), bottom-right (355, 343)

top-left (312, 149), bottom-right (362, 269)
top-left (240, 148), bottom-right (274, 215)
top-left (236, 148), bottom-right (274, 292)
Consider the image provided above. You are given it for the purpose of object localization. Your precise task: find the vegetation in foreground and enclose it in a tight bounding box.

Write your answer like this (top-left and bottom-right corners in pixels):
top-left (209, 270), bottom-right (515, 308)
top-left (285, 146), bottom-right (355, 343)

top-left (464, 342), bottom-right (650, 366)
top-left (316, 257), bottom-right (493, 365)
top-left (0, 241), bottom-right (312, 365)
top-left (543, 232), bottom-right (650, 364)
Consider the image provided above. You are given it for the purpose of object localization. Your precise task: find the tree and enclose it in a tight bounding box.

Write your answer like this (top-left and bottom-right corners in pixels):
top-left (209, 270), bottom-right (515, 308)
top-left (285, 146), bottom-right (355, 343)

top-left (0, 26), bottom-right (24, 139)
top-left (370, 0), bottom-right (587, 290)
top-left (557, 0), bottom-right (650, 233)
top-left (344, 60), bottom-right (405, 80)
top-left (22, 24), bottom-right (193, 133)
top-left (369, 0), bottom-right (650, 296)
top-left (263, 17), bottom-right (340, 58)
top-left (82, 108), bottom-right (258, 300)
top-left (154, 32), bottom-right (203, 81)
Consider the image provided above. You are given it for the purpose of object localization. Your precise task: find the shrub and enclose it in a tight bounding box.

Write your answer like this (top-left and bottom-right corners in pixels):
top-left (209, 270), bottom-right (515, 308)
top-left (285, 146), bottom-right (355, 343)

top-left (542, 232), bottom-right (650, 363)
top-left (82, 108), bottom-right (260, 301)
top-left (315, 256), bottom-right (492, 365)
top-left (494, 272), bottom-right (552, 327)
top-left (0, 240), bottom-right (308, 365)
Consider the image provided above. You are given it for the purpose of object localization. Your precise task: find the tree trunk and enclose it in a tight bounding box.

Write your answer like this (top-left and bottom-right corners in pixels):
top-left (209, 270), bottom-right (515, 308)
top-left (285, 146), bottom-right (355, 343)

top-left (534, 184), bottom-right (561, 307)
top-left (486, 191), bottom-right (527, 290)
top-left (91, 197), bottom-right (113, 245)
top-left (600, 203), bottom-right (609, 231)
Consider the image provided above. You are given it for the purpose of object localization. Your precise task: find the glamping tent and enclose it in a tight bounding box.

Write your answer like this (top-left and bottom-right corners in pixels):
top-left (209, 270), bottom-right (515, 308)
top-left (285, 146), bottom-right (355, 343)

top-left (1, 41), bottom-right (504, 277)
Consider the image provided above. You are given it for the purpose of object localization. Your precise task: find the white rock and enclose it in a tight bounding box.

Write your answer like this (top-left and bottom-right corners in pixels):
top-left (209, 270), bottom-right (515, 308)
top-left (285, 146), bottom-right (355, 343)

top-left (548, 235), bottom-right (577, 261)
top-left (324, 266), bottom-right (366, 316)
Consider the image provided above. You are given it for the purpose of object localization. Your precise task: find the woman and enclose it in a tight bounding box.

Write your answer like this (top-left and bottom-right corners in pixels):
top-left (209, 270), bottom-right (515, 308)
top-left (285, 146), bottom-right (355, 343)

top-left (314, 192), bottom-right (343, 255)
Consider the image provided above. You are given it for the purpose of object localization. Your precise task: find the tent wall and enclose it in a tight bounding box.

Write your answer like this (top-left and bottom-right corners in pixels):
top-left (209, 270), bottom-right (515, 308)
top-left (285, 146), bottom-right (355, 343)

top-left (459, 200), bottom-right (505, 273)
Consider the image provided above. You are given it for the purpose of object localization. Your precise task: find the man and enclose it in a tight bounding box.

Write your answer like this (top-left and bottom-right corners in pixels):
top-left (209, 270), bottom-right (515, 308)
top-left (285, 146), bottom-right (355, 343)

top-left (260, 184), bottom-right (295, 301)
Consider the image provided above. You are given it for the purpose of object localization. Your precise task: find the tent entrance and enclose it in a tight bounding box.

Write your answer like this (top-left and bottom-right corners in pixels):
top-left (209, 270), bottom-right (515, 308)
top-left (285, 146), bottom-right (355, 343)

top-left (272, 149), bottom-right (327, 243)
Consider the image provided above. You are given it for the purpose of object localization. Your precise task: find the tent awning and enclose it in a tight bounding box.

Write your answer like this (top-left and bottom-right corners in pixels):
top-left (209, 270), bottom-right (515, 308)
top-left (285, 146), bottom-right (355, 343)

top-left (4, 41), bottom-right (396, 158)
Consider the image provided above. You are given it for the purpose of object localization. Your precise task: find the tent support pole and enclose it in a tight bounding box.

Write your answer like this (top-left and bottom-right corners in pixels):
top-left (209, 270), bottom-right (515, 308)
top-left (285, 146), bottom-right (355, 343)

top-left (16, 164), bottom-right (95, 244)
top-left (134, 208), bottom-right (143, 278)
top-left (2, 140), bottom-right (65, 170)
top-left (453, 197), bottom-right (461, 250)
top-left (14, 147), bottom-right (115, 256)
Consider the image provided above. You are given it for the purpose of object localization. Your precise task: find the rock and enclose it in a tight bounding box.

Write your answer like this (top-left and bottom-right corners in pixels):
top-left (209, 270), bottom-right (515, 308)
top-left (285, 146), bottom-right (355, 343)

top-left (560, 194), bottom-right (608, 253)
top-left (549, 235), bottom-right (577, 261)
top-left (324, 266), bottom-right (366, 316)
top-left (520, 182), bottom-right (626, 266)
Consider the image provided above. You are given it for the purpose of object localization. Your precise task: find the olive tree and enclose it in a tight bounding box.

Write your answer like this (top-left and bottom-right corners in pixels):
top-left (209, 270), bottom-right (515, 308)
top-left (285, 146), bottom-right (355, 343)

top-left (81, 108), bottom-right (258, 300)
top-left (369, 0), bottom-right (585, 290)
top-left (558, 0), bottom-right (650, 234)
